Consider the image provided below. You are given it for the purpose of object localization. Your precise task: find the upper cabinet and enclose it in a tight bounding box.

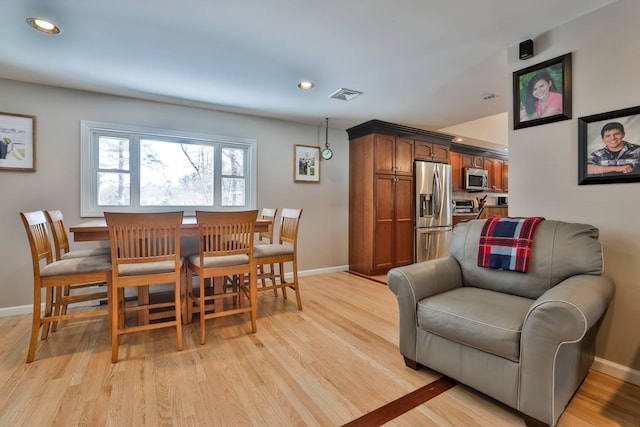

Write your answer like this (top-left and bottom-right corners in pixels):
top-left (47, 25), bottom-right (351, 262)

top-left (414, 141), bottom-right (449, 163)
top-left (375, 135), bottom-right (414, 176)
top-left (483, 157), bottom-right (506, 193)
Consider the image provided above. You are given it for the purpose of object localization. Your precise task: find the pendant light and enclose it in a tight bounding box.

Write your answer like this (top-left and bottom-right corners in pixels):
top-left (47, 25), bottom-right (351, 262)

top-left (321, 118), bottom-right (333, 160)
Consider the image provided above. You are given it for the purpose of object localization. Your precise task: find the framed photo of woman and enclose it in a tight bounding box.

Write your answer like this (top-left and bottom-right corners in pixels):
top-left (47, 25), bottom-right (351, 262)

top-left (513, 53), bottom-right (572, 130)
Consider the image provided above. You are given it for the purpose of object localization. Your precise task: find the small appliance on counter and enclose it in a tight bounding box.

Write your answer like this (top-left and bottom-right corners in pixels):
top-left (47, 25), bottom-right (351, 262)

top-left (497, 196), bottom-right (509, 206)
top-left (453, 199), bottom-right (475, 213)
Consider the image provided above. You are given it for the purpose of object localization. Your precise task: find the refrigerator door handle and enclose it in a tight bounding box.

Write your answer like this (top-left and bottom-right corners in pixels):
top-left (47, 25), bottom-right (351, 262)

top-left (433, 167), bottom-right (441, 216)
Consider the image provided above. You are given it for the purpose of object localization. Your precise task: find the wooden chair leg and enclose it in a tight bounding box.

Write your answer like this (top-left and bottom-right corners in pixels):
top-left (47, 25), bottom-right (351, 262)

top-left (175, 276), bottom-right (183, 351)
top-left (279, 262), bottom-right (288, 300)
top-left (51, 286), bottom-right (65, 333)
top-left (199, 281), bottom-right (206, 345)
top-left (40, 287), bottom-right (54, 340)
top-left (27, 287), bottom-right (43, 363)
top-left (292, 259), bottom-right (302, 310)
top-left (249, 271), bottom-right (257, 333)
top-left (110, 284), bottom-right (120, 363)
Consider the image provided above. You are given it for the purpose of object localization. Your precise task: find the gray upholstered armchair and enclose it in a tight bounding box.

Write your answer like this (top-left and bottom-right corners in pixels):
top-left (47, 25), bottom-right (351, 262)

top-left (388, 219), bottom-right (614, 427)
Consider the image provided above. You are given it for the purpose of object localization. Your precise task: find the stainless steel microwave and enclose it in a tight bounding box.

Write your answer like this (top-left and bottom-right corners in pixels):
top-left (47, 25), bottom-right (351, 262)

top-left (464, 168), bottom-right (488, 191)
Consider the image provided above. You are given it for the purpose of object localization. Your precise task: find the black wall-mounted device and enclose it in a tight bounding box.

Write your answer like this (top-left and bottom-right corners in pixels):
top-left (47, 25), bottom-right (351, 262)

top-left (519, 39), bottom-right (534, 60)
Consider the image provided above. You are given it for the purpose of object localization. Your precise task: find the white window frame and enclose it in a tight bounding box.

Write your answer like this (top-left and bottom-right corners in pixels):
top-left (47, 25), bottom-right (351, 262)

top-left (80, 120), bottom-right (257, 217)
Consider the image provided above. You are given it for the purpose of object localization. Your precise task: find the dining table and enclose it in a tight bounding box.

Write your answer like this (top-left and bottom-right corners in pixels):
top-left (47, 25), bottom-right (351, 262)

top-left (70, 215), bottom-right (272, 322)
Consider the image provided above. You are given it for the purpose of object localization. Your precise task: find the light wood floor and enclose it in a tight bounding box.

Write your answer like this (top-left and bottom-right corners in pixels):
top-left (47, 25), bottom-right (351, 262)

top-left (1, 272), bottom-right (638, 426)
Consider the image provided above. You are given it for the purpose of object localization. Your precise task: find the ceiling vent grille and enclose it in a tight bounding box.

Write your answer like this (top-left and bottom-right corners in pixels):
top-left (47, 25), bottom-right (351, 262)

top-left (329, 88), bottom-right (363, 101)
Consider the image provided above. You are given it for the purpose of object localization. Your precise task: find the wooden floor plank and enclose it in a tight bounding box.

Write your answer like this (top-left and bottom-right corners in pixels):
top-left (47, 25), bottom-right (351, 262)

top-left (0, 272), bottom-right (638, 426)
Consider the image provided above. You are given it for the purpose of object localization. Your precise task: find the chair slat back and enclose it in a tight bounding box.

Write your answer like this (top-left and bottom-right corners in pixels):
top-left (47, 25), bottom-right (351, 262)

top-left (105, 212), bottom-right (183, 266)
top-left (20, 211), bottom-right (54, 270)
top-left (278, 208), bottom-right (303, 246)
top-left (258, 207), bottom-right (278, 243)
top-left (44, 210), bottom-right (70, 260)
top-left (196, 210), bottom-right (258, 258)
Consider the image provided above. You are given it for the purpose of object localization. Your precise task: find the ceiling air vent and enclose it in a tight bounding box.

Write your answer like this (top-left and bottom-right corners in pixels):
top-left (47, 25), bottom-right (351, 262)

top-left (329, 88), bottom-right (363, 101)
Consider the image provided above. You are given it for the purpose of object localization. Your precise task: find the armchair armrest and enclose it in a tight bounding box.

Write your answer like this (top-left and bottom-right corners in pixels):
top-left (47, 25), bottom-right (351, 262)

top-left (387, 257), bottom-right (462, 360)
top-left (519, 274), bottom-right (615, 425)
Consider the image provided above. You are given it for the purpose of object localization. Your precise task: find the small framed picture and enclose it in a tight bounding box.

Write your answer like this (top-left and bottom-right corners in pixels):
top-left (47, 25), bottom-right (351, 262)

top-left (293, 144), bottom-right (320, 183)
top-left (578, 105), bottom-right (640, 185)
top-left (0, 112), bottom-right (36, 171)
top-left (513, 53), bottom-right (572, 130)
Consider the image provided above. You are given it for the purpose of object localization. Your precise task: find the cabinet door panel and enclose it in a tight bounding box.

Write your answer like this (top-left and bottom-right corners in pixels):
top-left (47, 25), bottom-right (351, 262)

top-left (450, 152), bottom-right (463, 191)
top-left (414, 141), bottom-right (433, 161)
top-left (374, 175), bottom-right (394, 270)
top-left (374, 135), bottom-right (395, 174)
top-left (395, 137), bottom-right (414, 176)
top-left (395, 176), bottom-right (414, 266)
top-left (432, 144), bottom-right (450, 163)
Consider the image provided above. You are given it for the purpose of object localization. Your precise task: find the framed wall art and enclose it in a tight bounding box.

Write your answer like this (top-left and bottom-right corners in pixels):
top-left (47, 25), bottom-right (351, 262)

top-left (0, 112), bottom-right (36, 172)
top-left (578, 105), bottom-right (640, 185)
top-left (293, 144), bottom-right (320, 183)
top-left (513, 53), bottom-right (572, 130)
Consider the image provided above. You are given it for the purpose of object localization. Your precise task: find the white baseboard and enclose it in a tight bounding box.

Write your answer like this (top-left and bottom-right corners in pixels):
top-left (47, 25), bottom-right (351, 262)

top-left (593, 357), bottom-right (640, 387)
top-left (0, 304), bottom-right (35, 317)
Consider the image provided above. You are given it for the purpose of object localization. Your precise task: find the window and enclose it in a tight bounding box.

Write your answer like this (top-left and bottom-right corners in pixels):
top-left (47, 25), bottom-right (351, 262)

top-left (81, 121), bottom-right (256, 216)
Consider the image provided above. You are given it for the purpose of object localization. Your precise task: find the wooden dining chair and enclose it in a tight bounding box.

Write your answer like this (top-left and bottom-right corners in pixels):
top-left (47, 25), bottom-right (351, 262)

top-left (45, 210), bottom-right (111, 260)
top-left (253, 208), bottom-right (303, 309)
top-left (45, 209), bottom-right (110, 332)
top-left (186, 210), bottom-right (258, 345)
top-left (105, 211), bottom-right (184, 363)
top-left (20, 211), bottom-right (112, 363)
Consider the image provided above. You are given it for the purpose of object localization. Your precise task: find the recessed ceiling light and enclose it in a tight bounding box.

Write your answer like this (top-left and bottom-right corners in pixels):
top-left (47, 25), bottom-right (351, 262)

top-left (26, 17), bottom-right (61, 34)
top-left (297, 81), bottom-right (315, 90)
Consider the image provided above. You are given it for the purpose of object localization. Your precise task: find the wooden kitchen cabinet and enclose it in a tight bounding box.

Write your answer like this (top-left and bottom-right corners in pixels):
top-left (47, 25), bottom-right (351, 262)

top-left (462, 153), bottom-right (484, 169)
top-left (502, 160), bottom-right (509, 192)
top-left (415, 141), bottom-right (450, 163)
top-left (349, 133), bottom-right (415, 276)
top-left (375, 135), bottom-right (414, 176)
top-left (373, 174), bottom-right (414, 271)
top-left (484, 157), bottom-right (505, 193)
top-left (450, 152), bottom-right (463, 190)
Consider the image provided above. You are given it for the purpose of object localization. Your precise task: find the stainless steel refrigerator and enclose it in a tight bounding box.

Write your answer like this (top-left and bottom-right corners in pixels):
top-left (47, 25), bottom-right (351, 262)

top-left (415, 161), bottom-right (452, 263)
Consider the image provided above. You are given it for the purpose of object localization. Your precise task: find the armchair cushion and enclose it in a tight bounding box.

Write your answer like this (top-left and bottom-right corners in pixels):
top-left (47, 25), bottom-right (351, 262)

top-left (418, 287), bottom-right (533, 362)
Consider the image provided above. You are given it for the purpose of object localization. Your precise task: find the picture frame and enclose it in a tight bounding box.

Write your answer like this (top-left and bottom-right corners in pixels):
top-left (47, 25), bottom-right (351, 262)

top-left (293, 144), bottom-right (320, 183)
top-left (513, 53), bottom-right (572, 130)
top-left (0, 112), bottom-right (36, 172)
top-left (578, 105), bottom-right (640, 185)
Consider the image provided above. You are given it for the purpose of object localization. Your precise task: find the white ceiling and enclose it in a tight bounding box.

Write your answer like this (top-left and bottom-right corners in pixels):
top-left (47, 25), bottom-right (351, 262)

top-left (1, 0), bottom-right (616, 135)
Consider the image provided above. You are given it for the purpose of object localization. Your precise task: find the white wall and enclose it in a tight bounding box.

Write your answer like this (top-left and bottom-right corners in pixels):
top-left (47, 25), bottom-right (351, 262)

top-left (508, 0), bottom-right (640, 375)
top-left (0, 79), bottom-right (349, 309)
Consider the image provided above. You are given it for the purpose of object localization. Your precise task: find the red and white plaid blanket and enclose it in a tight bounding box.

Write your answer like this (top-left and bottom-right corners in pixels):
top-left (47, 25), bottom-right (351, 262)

top-left (477, 216), bottom-right (544, 273)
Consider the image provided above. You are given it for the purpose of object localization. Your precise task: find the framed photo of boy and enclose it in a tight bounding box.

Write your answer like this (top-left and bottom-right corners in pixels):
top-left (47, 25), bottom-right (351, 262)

top-left (293, 144), bottom-right (320, 183)
top-left (578, 105), bottom-right (640, 185)
top-left (0, 112), bottom-right (36, 172)
top-left (513, 53), bottom-right (572, 130)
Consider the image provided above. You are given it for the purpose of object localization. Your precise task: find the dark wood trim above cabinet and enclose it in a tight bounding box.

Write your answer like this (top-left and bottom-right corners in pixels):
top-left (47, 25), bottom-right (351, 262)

top-left (346, 119), bottom-right (508, 161)
top-left (346, 120), bottom-right (454, 146)
top-left (450, 142), bottom-right (508, 161)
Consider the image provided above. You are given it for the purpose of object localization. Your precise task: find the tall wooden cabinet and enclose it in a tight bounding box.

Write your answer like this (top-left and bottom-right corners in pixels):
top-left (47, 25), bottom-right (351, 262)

top-left (349, 133), bottom-right (415, 275)
top-left (347, 120), bottom-right (453, 276)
